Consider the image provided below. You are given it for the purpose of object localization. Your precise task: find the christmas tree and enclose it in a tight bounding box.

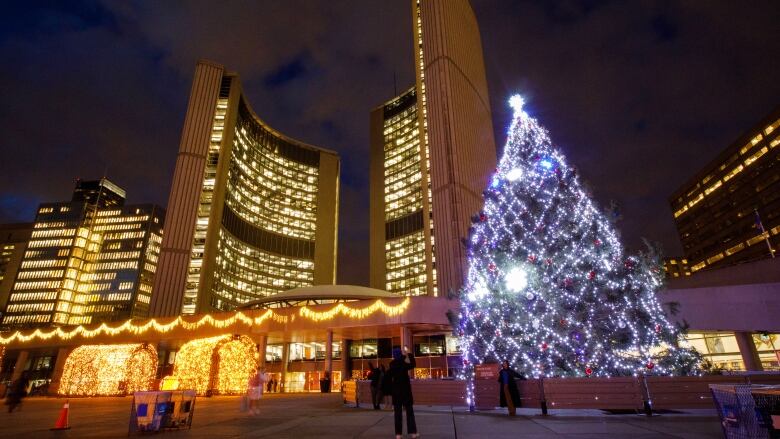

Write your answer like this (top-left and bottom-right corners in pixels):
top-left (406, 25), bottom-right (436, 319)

top-left (459, 96), bottom-right (699, 386)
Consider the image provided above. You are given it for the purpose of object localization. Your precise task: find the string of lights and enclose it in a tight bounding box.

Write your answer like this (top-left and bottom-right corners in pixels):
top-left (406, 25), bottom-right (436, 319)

top-left (460, 95), bottom-right (699, 405)
top-left (0, 298), bottom-right (411, 345)
top-left (298, 297), bottom-right (410, 322)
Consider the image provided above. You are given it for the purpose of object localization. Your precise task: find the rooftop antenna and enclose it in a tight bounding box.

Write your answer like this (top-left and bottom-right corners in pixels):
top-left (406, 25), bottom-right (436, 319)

top-left (393, 71), bottom-right (397, 96)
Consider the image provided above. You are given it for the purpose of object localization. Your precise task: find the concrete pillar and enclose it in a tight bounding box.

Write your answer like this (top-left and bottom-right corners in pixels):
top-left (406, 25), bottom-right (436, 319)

top-left (10, 351), bottom-right (29, 382)
top-left (256, 335), bottom-right (268, 369)
top-left (735, 331), bottom-right (763, 371)
top-left (48, 347), bottom-right (72, 395)
top-left (400, 326), bottom-right (413, 353)
top-left (401, 326), bottom-right (414, 379)
top-left (325, 330), bottom-right (333, 374)
top-left (341, 339), bottom-right (352, 381)
top-left (280, 342), bottom-right (290, 392)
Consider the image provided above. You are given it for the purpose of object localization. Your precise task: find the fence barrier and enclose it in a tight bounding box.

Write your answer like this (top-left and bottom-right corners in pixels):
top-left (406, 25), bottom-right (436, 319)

top-left (342, 374), bottom-right (780, 415)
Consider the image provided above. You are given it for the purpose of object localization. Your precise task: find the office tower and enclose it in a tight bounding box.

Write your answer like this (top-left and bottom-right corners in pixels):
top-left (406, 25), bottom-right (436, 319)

top-left (0, 223), bottom-right (33, 313)
top-left (150, 60), bottom-right (339, 317)
top-left (670, 107), bottom-right (780, 272)
top-left (369, 0), bottom-right (497, 297)
top-left (1, 178), bottom-right (165, 328)
top-left (662, 257), bottom-right (690, 279)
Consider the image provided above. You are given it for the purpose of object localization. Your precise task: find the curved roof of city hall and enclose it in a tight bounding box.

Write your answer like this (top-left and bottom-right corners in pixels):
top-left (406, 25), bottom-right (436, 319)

top-left (237, 285), bottom-right (397, 309)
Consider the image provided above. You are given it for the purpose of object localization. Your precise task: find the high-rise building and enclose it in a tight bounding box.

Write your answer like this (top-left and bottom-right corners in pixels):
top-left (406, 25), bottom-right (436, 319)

top-left (663, 257), bottom-right (690, 279)
top-left (369, 0), bottom-right (496, 297)
top-left (1, 178), bottom-right (164, 328)
top-left (150, 61), bottom-right (339, 317)
top-left (0, 223), bottom-right (33, 313)
top-left (670, 106), bottom-right (780, 272)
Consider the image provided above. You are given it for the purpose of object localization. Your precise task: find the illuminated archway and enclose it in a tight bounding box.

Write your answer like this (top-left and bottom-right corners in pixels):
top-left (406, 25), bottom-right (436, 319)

top-left (59, 344), bottom-right (157, 396)
top-left (216, 336), bottom-right (257, 394)
top-left (169, 335), bottom-right (257, 395)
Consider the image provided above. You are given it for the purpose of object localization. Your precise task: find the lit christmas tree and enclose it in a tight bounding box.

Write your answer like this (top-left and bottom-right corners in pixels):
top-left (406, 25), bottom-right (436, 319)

top-left (459, 96), bottom-right (699, 391)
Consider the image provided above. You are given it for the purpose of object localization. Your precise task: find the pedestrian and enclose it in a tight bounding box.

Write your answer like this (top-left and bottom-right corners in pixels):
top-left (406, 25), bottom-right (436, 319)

top-left (267, 377), bottom-right (273, 393)
top-left (378, 364), bottom-right (388, 408)
top-left (246, 367), bottom-right (265, 415)
top-left (5, 372), bottom-right (30, 413)
top-left (368, 362), bottom-right (382, 409)
top-left (497, 360), bottom-right (522, 416)
top-left (387, 346), bottom-right (418, 439)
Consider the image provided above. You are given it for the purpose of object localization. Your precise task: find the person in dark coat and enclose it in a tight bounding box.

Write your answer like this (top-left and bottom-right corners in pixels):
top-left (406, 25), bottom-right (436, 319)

top-left (497, 360), bottom-right (522, 415)
top-left (387, 346), bottom-right (417, 439)
top-left (368, 362), bottom-right (382, 409)
top-left (5, 372), bottom-right (29, 413)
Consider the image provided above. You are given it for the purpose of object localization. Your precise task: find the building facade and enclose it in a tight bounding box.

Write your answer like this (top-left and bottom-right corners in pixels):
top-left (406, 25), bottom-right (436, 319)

top-left (0, 223), bottom-right (33, 314)
top-left (369, 0), bottom-right (497, 297)
top-left (150, 60), bottom-right (339, 317)
top-left (670, 107), bottom-right (780, 272)
top-left (663, 257), bottom-right (690, 279)
top-left (0, 178), bottom-right (164, 328)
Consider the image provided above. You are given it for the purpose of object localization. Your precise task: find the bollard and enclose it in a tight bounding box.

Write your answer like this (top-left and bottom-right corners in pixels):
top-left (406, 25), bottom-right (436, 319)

top-left (539, 377), bottom-right (548, 416)
top-left (641, 375), bottom-right (653, 417)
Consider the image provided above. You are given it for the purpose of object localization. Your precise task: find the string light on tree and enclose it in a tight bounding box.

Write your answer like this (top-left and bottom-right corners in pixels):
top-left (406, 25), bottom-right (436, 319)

top-left (459, 94), bottom-right (699, 404)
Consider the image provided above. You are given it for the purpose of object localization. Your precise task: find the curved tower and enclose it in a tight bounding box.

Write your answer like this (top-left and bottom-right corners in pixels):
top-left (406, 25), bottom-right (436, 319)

top-left (151, 60), bottom-right (339, 316)
top-left (370, 0), bottom-right (496, 297)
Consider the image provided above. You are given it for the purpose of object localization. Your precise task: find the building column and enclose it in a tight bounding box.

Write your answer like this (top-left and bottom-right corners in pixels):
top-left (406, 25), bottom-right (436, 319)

top-left (10, 350), bottom-right (29, 382)
top-left (325, 330), bottom-right (333, 374)
top-left (48, 347), bottom-right (72, 395)
top-left (280, 342), bottom-right (290, 393)
top-left (401, 326), bottom-right (414, 379)
top-left (256, 335), bottom-right (268, 369)
top-left (401, 326), bottom-right (413, 353)
top-left (735, 331), bottom-right (763, 371)
top-left (341, 339), bottom-right (352, 381)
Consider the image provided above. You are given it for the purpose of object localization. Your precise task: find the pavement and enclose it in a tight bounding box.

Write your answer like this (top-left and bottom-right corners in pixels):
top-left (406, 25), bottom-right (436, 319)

top-left (0, 393), bottom-right (723, 438)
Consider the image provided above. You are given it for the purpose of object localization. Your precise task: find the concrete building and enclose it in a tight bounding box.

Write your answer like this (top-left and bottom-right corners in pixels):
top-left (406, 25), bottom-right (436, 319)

top-left (0, 223), bottom-right (33, 314)
top-left (369, 0), bottom-right (496, 297)
top-left (669, 106), bottom-right (780, 273)
top-left (150, 60), bottom-right (339, 317)
top-left (0, 178), bottom-right (164, 328)
top-left (661, 257), bottom-right (780, 371)
top-left (663, 257), bottom-right (690, 279)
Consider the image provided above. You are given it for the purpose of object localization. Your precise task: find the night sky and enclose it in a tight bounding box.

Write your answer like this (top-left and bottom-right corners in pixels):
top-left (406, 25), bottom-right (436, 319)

top-left (1, 1), bottom-right (779, 286)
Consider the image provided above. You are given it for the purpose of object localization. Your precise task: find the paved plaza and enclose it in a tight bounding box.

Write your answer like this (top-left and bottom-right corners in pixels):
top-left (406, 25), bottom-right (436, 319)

top-left (0, 393), bottom-right (722, 438)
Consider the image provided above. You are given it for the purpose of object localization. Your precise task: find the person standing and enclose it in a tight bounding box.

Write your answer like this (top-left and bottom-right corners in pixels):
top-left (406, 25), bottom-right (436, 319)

top-left (387, 346), bottom-right (417, 439)
top-left (368, 362), bottom-right (382, 409)
top-left (5, 372), bottom-right (29, 413)
top-left (497, 360), bottom-right (522, 416)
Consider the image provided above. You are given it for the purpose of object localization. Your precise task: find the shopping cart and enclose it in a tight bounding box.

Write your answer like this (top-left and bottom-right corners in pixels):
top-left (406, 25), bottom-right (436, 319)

top-left (710, 384), bottom-right (780, 439)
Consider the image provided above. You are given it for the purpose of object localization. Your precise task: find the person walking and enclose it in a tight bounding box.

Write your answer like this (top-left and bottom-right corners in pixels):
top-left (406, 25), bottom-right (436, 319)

top-left (387, 346), bottom-right (417, 439)
top-left (5, 372), bottom-right (29, 413)
top-left (368, 362), bottom-right (382, 409)
top-left (497, 360), bottom-right (522, 416)
top-left (246, 367), bottom-right (265, 415)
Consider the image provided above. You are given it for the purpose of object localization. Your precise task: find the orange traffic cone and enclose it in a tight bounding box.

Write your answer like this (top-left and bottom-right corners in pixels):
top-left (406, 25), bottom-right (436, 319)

top-left (51, 400), bottom-right (71, 431)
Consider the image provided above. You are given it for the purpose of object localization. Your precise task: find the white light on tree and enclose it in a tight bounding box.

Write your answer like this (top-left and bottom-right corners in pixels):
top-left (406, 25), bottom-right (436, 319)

top-left (504, 266), bottom-right (528, 292)
top-left (506, 168), bottom-right (523, 181)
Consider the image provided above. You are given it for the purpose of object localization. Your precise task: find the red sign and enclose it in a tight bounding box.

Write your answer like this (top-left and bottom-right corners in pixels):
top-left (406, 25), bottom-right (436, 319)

top-left (475, 363), bottom-right (499, 380)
